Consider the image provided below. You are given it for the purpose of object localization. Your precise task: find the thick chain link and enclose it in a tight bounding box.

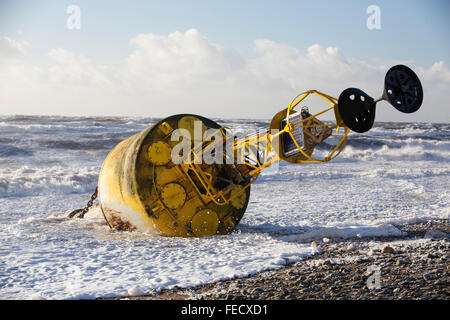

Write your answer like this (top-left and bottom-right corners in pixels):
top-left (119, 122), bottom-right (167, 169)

top-left (68, 186), bottom-right (98, 219)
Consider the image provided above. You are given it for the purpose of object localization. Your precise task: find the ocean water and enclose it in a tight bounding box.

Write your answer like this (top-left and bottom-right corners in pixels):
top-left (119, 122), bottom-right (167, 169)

top-left (0, 115), bottom-right (449, 299)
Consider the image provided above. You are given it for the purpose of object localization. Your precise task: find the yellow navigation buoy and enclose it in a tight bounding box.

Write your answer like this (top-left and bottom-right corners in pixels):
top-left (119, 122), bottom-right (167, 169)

top-left (95, 65), bottom-right (424, 237)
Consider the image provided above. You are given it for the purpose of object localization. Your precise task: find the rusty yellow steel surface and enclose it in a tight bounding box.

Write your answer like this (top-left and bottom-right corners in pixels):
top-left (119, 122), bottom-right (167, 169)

top-left (98, 91), bottom-right (348, 237)
top-left (98, 114), bottom-right (251, 237)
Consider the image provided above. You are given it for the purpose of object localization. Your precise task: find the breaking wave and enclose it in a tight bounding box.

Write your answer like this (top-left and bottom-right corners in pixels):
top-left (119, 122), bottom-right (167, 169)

top-left (0, 145), bottom-right (34, 157)
top-left (0, 166), bottom-right (98, 197)
top-left (340, 142), bottom-right (450, 162)
top-left (35, 138), bottom-right (126, 150)
top-left (0, 116), bottom-right (448, 198)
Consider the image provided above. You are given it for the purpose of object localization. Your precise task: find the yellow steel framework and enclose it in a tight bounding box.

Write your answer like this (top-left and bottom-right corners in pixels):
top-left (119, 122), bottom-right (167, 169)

top-left (89, 64), bottom-right (423, 236)
top-left (183, 90), bottom-right (351, 207)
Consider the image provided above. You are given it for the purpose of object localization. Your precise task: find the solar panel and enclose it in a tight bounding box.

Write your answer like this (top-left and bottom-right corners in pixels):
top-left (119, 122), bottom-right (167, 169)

top-left (281, 111), bottom-right (304, 157)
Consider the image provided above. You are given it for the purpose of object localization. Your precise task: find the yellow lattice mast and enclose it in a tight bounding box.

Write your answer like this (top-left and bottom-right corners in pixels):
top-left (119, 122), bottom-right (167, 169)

top-left (184, 90), bottom-right (351, 208)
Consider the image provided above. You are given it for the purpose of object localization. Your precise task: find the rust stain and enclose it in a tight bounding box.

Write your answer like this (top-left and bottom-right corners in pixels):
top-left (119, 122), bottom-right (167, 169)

top-left (103, 208), bottom-right (137, 232)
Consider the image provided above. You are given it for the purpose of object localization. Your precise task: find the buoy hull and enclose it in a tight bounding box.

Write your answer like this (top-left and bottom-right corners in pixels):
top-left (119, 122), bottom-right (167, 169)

top-left (98, 114), bottom-right (250, 237)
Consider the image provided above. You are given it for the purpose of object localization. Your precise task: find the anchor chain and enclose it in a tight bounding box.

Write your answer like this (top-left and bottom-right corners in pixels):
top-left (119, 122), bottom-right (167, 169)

top-left (68, 187), bottom-right (98, 219)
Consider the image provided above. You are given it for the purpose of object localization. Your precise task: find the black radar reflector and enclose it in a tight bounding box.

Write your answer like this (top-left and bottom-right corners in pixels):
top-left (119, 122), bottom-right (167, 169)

top-left (338, 88), bottom-right (376, 133)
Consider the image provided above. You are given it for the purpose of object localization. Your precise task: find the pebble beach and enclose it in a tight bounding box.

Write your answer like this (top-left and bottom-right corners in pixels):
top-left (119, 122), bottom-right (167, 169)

top-left (116, 219), bottom-right (449, 300)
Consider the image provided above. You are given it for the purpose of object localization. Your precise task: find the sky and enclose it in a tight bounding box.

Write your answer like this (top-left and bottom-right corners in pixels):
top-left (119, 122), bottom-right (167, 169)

top-left (0, 0), bottom-right (449, 122)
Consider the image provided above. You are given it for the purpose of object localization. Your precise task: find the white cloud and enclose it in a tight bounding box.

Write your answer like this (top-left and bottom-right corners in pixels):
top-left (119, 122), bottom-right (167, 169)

top-left (0, 29), bottom-right (448, 122)
top-left (0, 36), bottom-right (28, 60)
top-left (47, 48), bottom-right (112, 86)
top-left (127, 29), bottom-right (244, 76)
